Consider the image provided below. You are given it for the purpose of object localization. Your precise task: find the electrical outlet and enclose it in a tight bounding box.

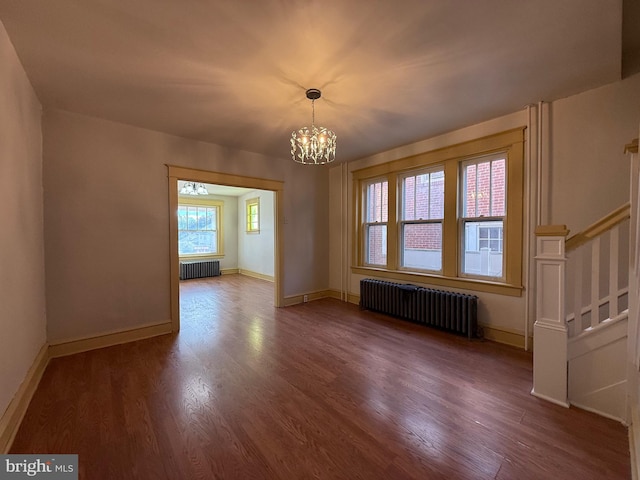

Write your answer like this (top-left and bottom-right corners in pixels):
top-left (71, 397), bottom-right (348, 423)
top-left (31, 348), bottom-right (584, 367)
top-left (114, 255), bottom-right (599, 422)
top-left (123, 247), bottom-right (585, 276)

top-left (303, 295), bottom-right (309, 303)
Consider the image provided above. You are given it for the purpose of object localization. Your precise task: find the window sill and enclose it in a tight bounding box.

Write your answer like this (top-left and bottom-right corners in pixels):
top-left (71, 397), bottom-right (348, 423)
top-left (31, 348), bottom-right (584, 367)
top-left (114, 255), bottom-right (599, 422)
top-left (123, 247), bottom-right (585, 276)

top-left (351, 266), bottom-right (523, 297)
top-left (179, 253), bottom-right (224, 259)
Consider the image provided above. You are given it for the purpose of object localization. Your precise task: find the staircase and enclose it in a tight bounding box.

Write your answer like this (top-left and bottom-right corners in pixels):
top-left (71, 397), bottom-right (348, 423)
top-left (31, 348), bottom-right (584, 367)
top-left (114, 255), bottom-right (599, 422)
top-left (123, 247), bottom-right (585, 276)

top-left (532, 136), bottom-right (638, 425)
top-left (565, 205), bottom-right (630, 421)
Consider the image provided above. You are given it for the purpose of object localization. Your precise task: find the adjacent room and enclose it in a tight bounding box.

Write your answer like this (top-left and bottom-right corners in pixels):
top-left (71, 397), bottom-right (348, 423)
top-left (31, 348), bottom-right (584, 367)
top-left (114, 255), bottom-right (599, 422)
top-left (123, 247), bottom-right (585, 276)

top-left (1, 1), bottom-right (639, 479)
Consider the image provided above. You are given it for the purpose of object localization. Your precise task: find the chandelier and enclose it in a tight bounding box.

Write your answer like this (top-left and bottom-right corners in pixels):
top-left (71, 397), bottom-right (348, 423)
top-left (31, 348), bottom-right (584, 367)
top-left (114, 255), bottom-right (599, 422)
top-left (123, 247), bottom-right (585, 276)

top-left (291, 88), bottom-right (337, 165)
top-left (179, 182), bottom-right (209, 195)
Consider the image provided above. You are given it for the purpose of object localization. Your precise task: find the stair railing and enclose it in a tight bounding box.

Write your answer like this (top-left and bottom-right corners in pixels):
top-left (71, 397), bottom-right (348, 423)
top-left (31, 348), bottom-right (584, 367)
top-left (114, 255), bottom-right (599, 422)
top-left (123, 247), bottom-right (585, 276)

top-left (565, 204), bottom-right (630, 338)
top-left (532, 204), bottom-right (630, 407)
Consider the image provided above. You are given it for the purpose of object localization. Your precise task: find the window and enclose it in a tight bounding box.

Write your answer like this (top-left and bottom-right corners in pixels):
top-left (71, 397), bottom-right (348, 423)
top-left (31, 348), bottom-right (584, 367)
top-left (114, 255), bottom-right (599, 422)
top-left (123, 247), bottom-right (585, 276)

top-left (178, 204), bottom-right (220, 256)
top-left (246, 198), bottom-right (260, 233)
top-left (400, 168), bottom-right (444, 271)
top-left (364, 179), bottom-right (388, 266)
top-left (353, 128), bottom-right (524, 296)
top-left (461, 155), bottom-right (506, 279)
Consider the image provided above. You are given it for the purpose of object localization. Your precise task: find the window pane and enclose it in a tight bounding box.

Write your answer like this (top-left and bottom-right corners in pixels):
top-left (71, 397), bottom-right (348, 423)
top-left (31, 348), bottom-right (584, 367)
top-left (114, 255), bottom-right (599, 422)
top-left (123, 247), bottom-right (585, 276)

top-left (476, 162), bottom-right (491, 216)
top-left (402, 223), bottom-right (442, 271)
top-left (463, 157), bottom-right (506, 218)
top-left (177, 206), bottom-right (187, 230)
top-left (402, 169), bottom-right (444, 221)
top-left (463, 164), bottom-right (476, 217)
top-left (366, 224), bottom-right (387, 265)
top-left (367, 181), bottom-right (388, 223)
top-left (179, 205), bottom-right (219, 254)
top-left (462, 220), bottom-right (503, 277)
top-left (205, 208), bottom-right (215, 230)
top-left (429, 170), bottom-right (444, 219)
top-left (187, 207), bottom-right (198, 230)
top-left (403, 176), bottom-right (415, 220)
top-left (247, 200), bottom-right (259, 231)
top-left (178, 231), bottom-right (217, 255)
top-left (415, 174), bottom-right (429, 219)
top-left (491, 159), bottom-right (506, 216)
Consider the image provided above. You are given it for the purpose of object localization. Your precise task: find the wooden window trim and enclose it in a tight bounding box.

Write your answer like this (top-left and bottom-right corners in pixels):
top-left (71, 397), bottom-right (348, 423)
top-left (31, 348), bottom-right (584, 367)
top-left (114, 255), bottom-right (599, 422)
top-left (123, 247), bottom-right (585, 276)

top-left (246, 197), bottom-right (260, 233)
top-left (352, 127), bottom-right (525, 297)
top-left (178, 197), bottom-right (225, 258)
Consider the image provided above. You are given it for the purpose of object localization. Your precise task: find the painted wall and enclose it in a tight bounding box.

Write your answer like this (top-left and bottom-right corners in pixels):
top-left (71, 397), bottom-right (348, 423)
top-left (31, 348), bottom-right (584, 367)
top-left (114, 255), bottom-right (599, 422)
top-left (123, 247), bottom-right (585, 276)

top-left (177, 194), bottom-right (239, 271)
top-left (0, 21), bottom-right (47, 417)
top-left (43, 109), bottom-right (329, 342)
top-left (550, 72), bottom-right (640, 233)
top-left (329, 74), bottom-right (640, 340)
top-left (329, 111), bottom-right (530, 337)
top-left (238, 190), bottom-right (275, 278)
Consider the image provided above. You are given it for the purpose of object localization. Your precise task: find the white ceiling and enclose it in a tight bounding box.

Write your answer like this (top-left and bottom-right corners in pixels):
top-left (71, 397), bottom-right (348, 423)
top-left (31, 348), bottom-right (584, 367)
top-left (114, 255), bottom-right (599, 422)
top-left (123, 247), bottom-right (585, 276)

top-left (0, 1), bottom-right (623, 162)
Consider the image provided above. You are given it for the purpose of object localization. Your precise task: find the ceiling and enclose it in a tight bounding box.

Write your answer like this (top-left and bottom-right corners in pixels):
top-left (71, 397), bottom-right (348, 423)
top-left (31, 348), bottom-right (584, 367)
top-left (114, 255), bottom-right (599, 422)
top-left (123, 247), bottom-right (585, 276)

top-left (0, 1), bottom-right (623, 162)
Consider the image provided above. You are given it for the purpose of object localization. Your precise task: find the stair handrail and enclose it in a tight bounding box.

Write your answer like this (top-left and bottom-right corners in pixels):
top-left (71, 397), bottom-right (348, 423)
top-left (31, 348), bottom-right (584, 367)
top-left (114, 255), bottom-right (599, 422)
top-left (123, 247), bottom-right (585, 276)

top-left (565, 203), bottom-right (630, 251)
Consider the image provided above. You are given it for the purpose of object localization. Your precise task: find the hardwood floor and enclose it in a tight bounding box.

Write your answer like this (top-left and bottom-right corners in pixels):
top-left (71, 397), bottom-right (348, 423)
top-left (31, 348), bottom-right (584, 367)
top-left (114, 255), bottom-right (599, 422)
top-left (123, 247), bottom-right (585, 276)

top-left (11, 274), bottom-right (630, 479)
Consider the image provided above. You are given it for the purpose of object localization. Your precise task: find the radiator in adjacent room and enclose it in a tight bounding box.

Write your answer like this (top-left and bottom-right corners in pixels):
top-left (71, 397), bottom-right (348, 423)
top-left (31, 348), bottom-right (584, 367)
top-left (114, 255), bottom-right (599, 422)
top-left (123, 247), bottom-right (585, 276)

top-left (359, 278), bottom-right (480, 339)
top-left (179, 260), bottom-right (221, 280)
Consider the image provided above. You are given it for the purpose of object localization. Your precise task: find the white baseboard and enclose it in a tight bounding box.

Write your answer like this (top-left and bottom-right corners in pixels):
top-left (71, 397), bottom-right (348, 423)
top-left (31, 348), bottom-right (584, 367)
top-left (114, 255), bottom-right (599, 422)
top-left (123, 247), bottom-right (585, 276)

top-left (570, 399), bottom-right (626, 424)
top-left (0, 344), bottom-right (49, 453)
top-left (631, 405), bottom-right (640, 480)
top-left (530, 388), bottom-right (570, 408)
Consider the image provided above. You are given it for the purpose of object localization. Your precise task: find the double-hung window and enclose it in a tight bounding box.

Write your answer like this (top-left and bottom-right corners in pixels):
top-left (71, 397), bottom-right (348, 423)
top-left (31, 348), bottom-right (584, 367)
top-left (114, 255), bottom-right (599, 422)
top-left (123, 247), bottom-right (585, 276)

top-left (178, 204), bottom-right (220, 256)
top-left (461, 155), bottom-right (506, 279)
top-left (364, 179), bottom-right (388, 266)
top-left (353, 128), bottom-right (524, 296)
top-left (400, 168), bottom-right (444, 272)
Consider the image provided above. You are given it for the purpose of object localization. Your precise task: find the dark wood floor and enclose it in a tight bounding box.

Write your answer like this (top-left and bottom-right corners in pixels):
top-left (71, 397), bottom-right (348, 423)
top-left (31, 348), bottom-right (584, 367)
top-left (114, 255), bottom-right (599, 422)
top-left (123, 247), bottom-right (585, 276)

top-left (11, 274), bottom-right (630, 479)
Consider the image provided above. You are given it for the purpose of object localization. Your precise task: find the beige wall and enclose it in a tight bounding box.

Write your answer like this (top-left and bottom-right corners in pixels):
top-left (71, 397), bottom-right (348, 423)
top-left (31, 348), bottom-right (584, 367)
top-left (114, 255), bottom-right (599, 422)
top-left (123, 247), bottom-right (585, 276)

top-left (238, 190), bottom-right (275, 277)
top-left (0, 21), bottom-right (46, 417)
top-left (329, 111), bottom-right (530, 336)
top-left (329, 74), bottom-right (640, 339)
top-left (43, 109), bottom-right (329, 342)
top-left (550, 72), bottom-right (640, 233)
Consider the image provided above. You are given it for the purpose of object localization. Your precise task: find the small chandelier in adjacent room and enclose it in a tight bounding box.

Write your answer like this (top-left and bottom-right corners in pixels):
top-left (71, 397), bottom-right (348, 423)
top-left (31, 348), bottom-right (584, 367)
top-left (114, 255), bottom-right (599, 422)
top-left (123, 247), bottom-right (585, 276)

top-left (291, 88), bottom-right (337, 165)
top-left (180, 182), bottom-right (209, 195)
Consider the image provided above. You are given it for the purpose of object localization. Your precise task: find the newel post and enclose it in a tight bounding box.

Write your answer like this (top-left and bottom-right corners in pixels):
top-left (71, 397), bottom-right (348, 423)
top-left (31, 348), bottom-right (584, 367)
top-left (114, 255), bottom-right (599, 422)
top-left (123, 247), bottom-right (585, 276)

top-left (532, 225), bottom-right (571, 407)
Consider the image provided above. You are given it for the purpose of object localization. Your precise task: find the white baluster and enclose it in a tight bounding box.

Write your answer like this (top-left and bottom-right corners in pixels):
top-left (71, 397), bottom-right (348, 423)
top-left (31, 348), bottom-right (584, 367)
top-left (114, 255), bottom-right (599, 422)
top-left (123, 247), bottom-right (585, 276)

top-left (573, 248), bottom-right (583, 335)
top-left (590, 237), bottom-right (600, 328)
top-left (609, 226), bottom-right (619, 319)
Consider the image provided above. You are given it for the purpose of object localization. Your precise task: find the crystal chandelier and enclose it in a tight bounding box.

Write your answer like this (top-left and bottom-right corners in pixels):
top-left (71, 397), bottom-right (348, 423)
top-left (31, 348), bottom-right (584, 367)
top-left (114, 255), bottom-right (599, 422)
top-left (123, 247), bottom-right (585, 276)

top-left (291, 88), bottom-right (337, 165)
top-left (179, 182), bottom-right (209, 195)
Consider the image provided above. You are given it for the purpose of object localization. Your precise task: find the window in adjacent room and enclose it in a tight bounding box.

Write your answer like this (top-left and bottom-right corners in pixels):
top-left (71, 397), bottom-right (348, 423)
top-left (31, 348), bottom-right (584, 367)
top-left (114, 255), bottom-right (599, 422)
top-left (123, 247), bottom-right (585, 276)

top-left (246, 198), bottom-right (260, 233)
top-left (177, 204), bottom-right (220, 256)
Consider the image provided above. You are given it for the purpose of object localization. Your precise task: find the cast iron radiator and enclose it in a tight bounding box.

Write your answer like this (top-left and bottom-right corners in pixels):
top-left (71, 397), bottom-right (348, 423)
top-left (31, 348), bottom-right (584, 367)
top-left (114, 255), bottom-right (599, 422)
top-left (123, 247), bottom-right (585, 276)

top-left (179, 260), bottom-right (221, 280)
top-left (359, 278), bottom-right (480, 339)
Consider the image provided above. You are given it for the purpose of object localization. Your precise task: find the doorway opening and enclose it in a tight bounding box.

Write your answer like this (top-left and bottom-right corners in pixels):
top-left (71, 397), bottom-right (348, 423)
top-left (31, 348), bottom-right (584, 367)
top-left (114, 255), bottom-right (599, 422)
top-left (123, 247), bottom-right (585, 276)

top-left (167, 165), bottom-right (284, 332)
